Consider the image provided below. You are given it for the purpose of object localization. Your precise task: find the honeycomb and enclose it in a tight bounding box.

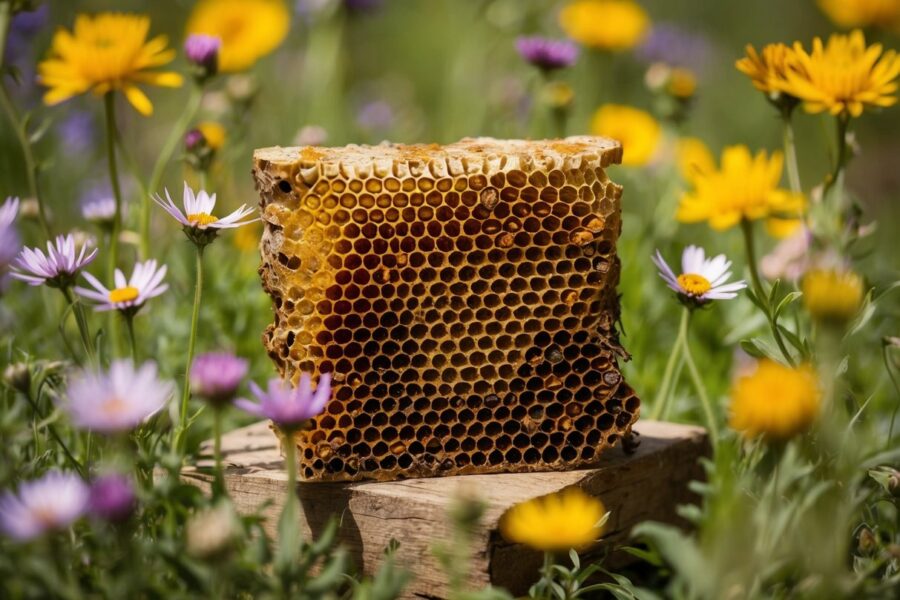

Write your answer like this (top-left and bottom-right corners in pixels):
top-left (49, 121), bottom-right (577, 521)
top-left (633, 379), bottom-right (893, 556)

top-left (252, 137), bottom-right (640, 482)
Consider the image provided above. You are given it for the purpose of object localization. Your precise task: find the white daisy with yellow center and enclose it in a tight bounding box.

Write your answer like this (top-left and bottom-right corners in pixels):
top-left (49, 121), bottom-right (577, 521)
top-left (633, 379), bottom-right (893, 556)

top-left (652, 245), bottom-right (747, 305)
top-left (153, 182), bottom-right (256, 231)
top-left (75, 259), bottom-right (168, 314)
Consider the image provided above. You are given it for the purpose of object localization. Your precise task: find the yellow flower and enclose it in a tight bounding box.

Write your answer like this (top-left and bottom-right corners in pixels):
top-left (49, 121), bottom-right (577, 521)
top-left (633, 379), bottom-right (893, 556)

top-left (675, 137), bottom-right (715, 183)
top-left (818, 0), bottom-right (900, 30)
top-left (559, 0), bottom-right (650, 51)
top-left (730, 360), bottom-right (820, 440)
top-left (677, 145), bottom-right (805, 234)
top-left (196, 122), bottom-right (226, 151)
top-left (233, 221), bottom-right (261, 253)
top-left (668, 68), bottom-right (697, 99)
top-left (37, 13), bottom-right (182, 116)
top-left (735, 42), bottom-right (796, 96)
top-left (782, 30), bottom-right (900, 118)
top-left (186, 0), bottom-right (290, 72)
top-left (591, 104), bottom-right (661, 166)
top-left (802, 268), bottom-right (865, 323)
top-left (500, 487), bottom-right (607, 552)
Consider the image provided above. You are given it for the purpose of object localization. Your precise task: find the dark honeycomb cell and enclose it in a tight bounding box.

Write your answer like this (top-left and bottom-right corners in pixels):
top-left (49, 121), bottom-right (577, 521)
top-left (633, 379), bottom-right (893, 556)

top-left (253, 137), bottom-right (638, 482)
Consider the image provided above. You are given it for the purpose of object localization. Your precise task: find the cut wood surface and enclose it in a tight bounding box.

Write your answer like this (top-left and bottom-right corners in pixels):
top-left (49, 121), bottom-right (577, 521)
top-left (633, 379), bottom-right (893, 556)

top-left (182, 420), bottom-right (708, 598)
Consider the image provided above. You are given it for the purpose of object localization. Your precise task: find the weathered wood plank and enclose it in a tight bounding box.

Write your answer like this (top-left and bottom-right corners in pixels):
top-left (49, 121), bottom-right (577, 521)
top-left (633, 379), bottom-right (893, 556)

top-left (183, 420), bottom-right (708, 598)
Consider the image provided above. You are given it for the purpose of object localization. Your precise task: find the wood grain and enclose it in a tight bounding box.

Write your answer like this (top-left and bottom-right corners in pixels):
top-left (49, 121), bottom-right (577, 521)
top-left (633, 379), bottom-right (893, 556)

top-left (183, 420), bottom-right (708, 598)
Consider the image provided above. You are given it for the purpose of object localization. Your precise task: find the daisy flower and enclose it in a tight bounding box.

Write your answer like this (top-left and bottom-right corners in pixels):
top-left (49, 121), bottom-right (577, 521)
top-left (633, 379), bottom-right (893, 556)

top-left (11, 234), bottom-right (98, 288)
top-left (0, 197), bottom-right (20, 272)
top-left (0, 471), bottom-right (89, 541)
top-left (653, 245), bottom-right (747, 306)
top-left (236, 372), bottom-right (331, 431)
top-left (153, 182), bottom-right (257, 248)
top-left (75, 259), bottom-right (168, 314)
top-left (63, 360), bottom-right (174, 433)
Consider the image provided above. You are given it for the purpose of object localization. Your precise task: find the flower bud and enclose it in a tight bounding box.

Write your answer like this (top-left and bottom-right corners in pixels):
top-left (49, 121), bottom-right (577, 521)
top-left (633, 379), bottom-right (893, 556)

top-left (184, 34), bottom-right (220, 80)
top-left (88, 474), bottom-right (136, 523)
top-left (186, 501), bottom-right (241, 559)
top-left (3, 362), bottom-right (30, 394)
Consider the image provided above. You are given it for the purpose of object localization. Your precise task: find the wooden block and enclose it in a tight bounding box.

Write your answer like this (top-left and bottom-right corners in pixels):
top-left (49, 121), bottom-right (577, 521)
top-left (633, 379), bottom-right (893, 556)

top-left (182, 420), bottom-right (708, 598)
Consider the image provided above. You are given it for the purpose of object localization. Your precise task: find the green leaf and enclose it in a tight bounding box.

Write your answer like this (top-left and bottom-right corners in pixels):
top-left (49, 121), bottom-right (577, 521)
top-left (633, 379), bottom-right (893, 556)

top-left (740, 338), bottom-right (773, 359)
top-left (773, 291), bottom-right (802, 318)
top-left (632, 522), bottom-right (709, 594)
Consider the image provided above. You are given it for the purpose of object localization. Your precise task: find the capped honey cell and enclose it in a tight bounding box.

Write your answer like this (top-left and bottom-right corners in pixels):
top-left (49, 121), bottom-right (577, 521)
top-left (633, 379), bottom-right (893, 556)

top-left (253, 137), bottom-right (639, 482)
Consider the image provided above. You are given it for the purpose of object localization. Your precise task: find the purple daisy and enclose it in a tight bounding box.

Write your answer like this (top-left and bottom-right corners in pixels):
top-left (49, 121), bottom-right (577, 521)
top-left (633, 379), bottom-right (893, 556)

top-left (0, 471), bottom-right (89, 541)
top-left (75, 259), bottom-right (168, 314)
top-left (63, 360), bottom-right (174, 433)
top-left (88, 473), bottom-right (136, 522)
top-left (11, 234), bottom-right (98, 288)
top-left (515, 36), bottom-right (579, 72)
top-left (236, 372), bottom-right (332, 430)
top-left (80, 187), bottom-right (119, 225)
top-left (153, 182), bottom-right (257, 232)
top-left (190, 352), bottom-right (249, 407)
top-left (185, 34), bottom-right (221, 76)
top-left (0, 197), bottom-right (20, 268)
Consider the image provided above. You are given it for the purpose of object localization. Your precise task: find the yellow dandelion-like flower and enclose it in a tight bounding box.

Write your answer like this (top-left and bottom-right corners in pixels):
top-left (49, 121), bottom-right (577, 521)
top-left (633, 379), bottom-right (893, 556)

top-left (37, 13), bottom-right (182, 116)
top-left (677, 145), bottom-right (805, 234)
top-left (818, 0), bottom-right (900, 31)
top-left (186, 0), bottom-right (290, 73)
top-left (735, 42), bottom-right (796, 97)
top-left (730, 360), bottom-right (820, 441)
top-left (591, 104), bottom-right (661, 167)
top-left (559, 0), bottom-right (650, 52)
top-left (196, 122), bottom-right (226, 151)
top-left (802, 268), bottom-right (865, 323)
top-left (500, 487), bottom-right (607, 552)
top-left (782, 30), bottom-right (900, 118)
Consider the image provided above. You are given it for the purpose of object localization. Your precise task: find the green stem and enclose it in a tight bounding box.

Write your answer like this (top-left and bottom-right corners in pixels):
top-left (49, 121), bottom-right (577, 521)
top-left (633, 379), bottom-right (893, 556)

top-left (212, 408), bottom-right (225, 498)
top-left (60, 287), bottom-right (95, 365)
top-left (680, 308), bottom-right (719, 445)
top-left (0, 3), bottom-right (51, 238)
top-left (650, 308), bottom-right (688, 420)
top-left (103, 93), bottom-right (125, 357)
top-left (124, 314), bottom-right (138, 362)
top-left (538, 551), bottom-right (554, 600)
top-left (828, 113), bottom-right (850, 191)
top-left (143, 84), bottom-right (203, 259)
top-left (740, 219), bottom-right (796, 367)
top-left (176, 246), bottom-right (204, 454)
top-left (884, 345), bottom-right (900, 447)
top-left (21, 390), bottom-right (86, 479)
top-left (781, 114), bottom-right (802, 194)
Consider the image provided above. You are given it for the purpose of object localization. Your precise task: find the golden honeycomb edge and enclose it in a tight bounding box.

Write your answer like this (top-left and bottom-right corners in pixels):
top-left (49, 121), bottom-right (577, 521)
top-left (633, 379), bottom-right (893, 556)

top-left (252, 137), bottom-right (640, 482)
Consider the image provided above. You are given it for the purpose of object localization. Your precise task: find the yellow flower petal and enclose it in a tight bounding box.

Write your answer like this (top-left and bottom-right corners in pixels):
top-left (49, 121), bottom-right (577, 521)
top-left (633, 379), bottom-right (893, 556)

top-left (124, 85), bottom-right (154, 116)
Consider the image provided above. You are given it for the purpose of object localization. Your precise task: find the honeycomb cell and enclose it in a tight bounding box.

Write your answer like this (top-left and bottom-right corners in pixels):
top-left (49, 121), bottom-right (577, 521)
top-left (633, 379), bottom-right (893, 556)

top-left (254, 136), bottom-right (637, 482)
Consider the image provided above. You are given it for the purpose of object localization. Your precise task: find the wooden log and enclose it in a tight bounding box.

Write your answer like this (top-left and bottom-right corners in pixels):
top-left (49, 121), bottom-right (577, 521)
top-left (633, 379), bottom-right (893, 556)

top-left (182, 420), bottom-right (708, 598)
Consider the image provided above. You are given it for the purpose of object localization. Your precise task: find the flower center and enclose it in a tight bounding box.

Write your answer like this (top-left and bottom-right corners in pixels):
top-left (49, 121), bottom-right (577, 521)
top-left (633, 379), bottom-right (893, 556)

top-left (101, 396), bottom-right (128, 416)
top-left (187, 212), bottom-right (219, 227)
top-left (32, 506), bottom-right (60, 527)
top-left (108, 286), bottom-right (139, 303)
top-left (677, 273), bottom-right (712, 296)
